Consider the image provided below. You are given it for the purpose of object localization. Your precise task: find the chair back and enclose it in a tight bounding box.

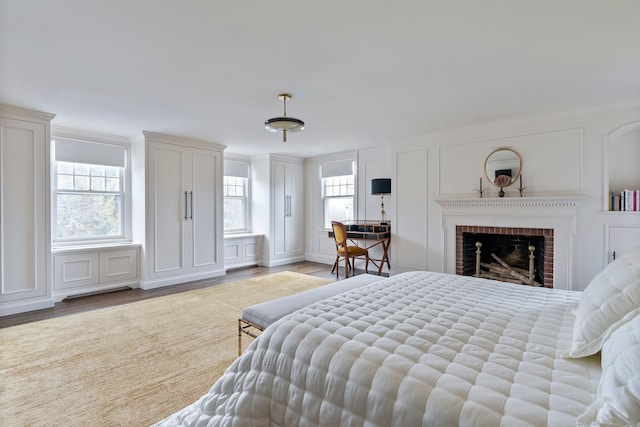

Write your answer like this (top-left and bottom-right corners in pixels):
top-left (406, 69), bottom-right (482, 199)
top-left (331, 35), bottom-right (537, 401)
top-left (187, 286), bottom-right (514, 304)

top-left (331, 221), bottom-right (348, 249)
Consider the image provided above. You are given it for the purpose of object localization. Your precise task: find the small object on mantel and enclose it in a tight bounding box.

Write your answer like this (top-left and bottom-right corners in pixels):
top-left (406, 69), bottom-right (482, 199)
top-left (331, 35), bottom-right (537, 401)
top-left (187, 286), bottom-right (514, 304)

top-left (518, 175), bottom-right (527, 197)
top-left (474, 177), bottom-right (484, 198)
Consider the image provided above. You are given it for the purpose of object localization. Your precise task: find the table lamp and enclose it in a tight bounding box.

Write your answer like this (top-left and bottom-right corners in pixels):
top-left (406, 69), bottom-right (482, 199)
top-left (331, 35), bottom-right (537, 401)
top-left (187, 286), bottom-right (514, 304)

top-left (371, 178), bottom-right (391, 224)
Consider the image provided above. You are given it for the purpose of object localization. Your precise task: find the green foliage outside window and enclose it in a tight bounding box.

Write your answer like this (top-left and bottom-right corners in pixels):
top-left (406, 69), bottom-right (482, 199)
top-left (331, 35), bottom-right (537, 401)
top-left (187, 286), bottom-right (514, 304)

top-left (56, 161), bottom-right (123, 240)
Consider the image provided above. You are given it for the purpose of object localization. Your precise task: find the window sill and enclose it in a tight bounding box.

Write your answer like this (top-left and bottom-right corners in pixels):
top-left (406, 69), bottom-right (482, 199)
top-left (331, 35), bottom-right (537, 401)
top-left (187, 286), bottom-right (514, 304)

top-left (224, 233), bottom-right (262, 240)
top-left (51, 242), bottom-right (141, 254)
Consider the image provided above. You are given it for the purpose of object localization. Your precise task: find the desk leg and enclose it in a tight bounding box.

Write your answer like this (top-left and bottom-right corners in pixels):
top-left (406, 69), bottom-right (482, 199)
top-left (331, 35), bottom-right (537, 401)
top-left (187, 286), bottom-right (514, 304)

top-left (379, 239), bottom-right (391, 274)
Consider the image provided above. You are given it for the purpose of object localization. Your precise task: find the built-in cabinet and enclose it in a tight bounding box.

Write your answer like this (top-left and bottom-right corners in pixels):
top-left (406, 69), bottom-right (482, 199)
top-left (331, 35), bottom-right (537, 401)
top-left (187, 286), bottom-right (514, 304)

top-left (252, 155), bottom-right (305, 267)
top-left (605, 225), bottom-right (640, 263)
top-left (224, 234), bottom-right (263, 269)
top-left (0, 105), bottom-right (55, 316)
top-left (603, 121), bottom-right (640, 263)
top-left (52, 245), bottom-right (140, 301)
top-left (136, 132), bottom-right (226, 289)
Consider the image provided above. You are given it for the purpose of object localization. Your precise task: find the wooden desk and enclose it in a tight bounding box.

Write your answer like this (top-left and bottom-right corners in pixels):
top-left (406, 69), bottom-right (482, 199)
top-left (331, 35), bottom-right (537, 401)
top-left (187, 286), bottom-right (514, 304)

top-left (328, 221), bottom-right (391, 275)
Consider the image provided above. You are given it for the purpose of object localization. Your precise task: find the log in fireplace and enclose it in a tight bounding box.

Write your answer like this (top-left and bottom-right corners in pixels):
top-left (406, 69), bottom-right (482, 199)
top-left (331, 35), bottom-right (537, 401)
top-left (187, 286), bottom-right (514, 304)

top-left (456, 226), bottom-right (554, 288)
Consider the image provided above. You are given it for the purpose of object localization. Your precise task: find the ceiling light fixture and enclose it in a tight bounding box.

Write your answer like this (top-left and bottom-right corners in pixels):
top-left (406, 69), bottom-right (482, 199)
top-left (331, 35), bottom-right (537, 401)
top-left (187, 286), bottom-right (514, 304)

top-left (264, 93), bottom-right (305, 142)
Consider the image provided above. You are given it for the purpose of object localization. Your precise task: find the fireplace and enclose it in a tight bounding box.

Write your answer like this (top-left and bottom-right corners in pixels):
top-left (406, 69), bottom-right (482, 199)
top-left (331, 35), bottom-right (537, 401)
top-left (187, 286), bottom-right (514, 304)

top-left (456, 226), bottom-right (554, 287)
top-left (436, 196), bottom-right (583, 290)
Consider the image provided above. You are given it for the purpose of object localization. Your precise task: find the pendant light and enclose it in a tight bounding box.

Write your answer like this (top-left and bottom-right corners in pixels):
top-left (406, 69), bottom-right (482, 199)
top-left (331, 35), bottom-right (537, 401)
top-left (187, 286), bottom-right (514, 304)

top-left (264, 93), bottom-right (305, 142)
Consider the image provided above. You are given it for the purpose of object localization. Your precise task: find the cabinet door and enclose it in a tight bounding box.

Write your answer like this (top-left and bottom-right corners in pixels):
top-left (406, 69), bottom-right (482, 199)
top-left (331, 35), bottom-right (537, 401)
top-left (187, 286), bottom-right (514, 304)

top-left (287, 162), bottom-right (305, 256)
top-left (272, 160), bottom-right (304, 258)
top-left (54, 252), bottom-right (100, 290)
top-left (99, 249), bottom-right (139, 283)
top-left (187, 148), bottom-right (218, 270)
top-left (0, 118), bottom-right (48, 302)
top-left (272, 160), bottom-right (288, 256)
top-left (607, 225), bottom-right (640, 263)
top-left (148, 141), bottom-right (186, 276)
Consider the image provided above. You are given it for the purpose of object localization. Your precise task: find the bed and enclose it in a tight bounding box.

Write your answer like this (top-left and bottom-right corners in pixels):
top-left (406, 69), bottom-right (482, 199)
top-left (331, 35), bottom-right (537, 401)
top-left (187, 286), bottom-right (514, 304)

top-left (157, 246), bottom-right (640, 427)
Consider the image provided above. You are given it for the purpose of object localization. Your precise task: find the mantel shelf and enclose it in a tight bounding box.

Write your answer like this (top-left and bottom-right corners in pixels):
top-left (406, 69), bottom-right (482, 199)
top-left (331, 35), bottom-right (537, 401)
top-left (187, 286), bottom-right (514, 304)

top-left (435, 196), bottom-right (585, 211)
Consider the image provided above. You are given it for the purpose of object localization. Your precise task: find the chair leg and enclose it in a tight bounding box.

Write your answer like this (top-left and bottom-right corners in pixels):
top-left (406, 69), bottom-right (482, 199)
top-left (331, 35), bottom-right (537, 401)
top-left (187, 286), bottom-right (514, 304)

top-left (365, 255), bottom-right (369, 274)
top-left (331, 256), bottom-right (339, 275)
top-left (344, 256), bottom-right (350, 278)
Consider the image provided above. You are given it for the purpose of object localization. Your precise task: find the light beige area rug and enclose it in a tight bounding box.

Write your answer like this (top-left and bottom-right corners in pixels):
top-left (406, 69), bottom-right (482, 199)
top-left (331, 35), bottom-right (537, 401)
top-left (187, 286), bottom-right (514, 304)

top-left (0, 271), bottom-right (333, 427)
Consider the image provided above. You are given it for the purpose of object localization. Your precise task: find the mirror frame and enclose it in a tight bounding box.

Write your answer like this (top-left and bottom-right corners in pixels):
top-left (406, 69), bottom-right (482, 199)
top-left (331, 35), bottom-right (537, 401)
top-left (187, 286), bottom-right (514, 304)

top-left (484, 147), bottom-right (522, 187)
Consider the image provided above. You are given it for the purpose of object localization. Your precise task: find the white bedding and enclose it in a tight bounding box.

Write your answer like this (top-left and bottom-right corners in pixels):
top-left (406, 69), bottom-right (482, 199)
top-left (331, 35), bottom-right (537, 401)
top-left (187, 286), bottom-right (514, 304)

top-left (157, 271), bottom-right (601, 427)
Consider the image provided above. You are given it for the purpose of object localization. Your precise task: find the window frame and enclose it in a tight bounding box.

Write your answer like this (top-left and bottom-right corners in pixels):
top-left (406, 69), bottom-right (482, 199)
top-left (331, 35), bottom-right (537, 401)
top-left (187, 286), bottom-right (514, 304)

top-left (321, 158), bottom-right (357, 230)
top-left (51, 131), bottom-right (132, 247)
top-left (223, 158), bottom-right (251, 234)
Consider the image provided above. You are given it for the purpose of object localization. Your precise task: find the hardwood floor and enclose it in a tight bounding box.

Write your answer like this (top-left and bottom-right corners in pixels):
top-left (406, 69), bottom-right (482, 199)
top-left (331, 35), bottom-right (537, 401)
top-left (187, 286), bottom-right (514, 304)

top-left (0, 261), bottom-right (347, 329)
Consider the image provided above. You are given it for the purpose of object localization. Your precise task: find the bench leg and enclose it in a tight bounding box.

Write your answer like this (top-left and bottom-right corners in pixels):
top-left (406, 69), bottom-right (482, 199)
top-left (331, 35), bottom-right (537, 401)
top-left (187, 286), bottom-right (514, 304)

top-left (238, 319), bottom-right (242, 356)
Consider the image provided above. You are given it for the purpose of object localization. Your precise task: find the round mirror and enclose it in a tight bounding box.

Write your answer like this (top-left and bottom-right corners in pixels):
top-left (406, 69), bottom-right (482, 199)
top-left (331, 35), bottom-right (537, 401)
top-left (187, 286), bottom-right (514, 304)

top-left (484, 147), bottom-right (521, 187)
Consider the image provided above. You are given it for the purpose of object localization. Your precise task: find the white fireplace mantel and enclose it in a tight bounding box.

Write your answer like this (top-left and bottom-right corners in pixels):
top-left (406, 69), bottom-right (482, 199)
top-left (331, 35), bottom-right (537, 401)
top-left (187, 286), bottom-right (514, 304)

top-left (435, 196), bottom-right (585, 290)
top-left (436, 196), bottom-right (584, 215)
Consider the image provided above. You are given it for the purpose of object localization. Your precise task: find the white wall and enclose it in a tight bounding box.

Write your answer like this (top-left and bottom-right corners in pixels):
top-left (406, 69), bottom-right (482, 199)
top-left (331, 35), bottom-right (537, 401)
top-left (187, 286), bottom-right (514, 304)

top-left (304, 100), bottom-right (640, 290)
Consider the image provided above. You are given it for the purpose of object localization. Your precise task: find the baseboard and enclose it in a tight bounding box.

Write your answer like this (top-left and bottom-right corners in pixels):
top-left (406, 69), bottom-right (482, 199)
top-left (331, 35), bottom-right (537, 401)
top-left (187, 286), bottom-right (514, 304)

top-left (0, 298), bottom-right (55, 317)
top-left (140, 269), bottom-right (226, 290)
top-left (261, 256), bottom-right (306, 268)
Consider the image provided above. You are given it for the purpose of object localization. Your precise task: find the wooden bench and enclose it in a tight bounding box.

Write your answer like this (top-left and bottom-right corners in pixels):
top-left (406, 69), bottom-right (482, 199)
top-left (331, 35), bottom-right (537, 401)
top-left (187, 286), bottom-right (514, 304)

top-left (238, 273), bottom-right (384, 354)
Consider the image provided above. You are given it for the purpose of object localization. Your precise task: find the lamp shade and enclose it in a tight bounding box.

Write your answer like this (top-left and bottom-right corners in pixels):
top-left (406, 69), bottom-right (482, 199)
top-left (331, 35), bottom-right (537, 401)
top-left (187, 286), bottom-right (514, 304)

top-left (371, 178), bottom-right (391, 195)
top-left (264, 117), bottom-right (305, 132)
top-left (265, 93), bottom-right (304, 142)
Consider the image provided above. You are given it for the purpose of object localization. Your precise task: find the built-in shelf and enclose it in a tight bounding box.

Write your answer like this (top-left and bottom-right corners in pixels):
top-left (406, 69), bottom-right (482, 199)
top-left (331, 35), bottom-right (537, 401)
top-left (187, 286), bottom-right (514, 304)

top-left (603, 121), bottom-right (640, 212)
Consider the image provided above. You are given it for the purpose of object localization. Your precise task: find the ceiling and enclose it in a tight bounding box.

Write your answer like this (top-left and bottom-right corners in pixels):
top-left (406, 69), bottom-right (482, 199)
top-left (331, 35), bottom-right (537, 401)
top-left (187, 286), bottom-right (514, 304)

top-left (1, 1), bottom-right (639, 157)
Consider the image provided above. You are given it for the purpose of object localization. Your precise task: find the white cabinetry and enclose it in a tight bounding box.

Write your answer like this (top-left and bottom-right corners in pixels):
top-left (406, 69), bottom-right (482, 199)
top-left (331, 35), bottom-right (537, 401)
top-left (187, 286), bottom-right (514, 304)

top-left (137, 132), bottom-right (226, 289)
top-left (0, 105), bottom-right (55, 316)
top-left (52, 245), bottom-right (140, 301)
top-left (252, 155), bottom-right (305, 267)
top-left (224, 234), bottom-right (263, 269)
top-left (605, 225), bottom-right (640, 264)
top-left (602, 122), bottom-right (640, 264)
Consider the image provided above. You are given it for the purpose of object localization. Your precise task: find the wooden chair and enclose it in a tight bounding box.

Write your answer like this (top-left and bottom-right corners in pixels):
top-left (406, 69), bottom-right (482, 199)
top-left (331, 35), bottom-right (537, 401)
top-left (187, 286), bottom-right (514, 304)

top-left (331, 221), bottom-right (369, 279)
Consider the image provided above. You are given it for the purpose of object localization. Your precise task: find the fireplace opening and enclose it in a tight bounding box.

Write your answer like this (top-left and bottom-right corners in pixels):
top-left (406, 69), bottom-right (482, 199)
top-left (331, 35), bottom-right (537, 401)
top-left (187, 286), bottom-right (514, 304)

top-left (456, 226), bottom-right (554, 288)
top-left (462, 233), bottom-right (545, 285)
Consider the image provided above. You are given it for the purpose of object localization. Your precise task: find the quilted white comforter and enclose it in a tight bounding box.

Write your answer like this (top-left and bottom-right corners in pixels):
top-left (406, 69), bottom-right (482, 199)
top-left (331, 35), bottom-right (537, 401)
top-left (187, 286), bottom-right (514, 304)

top-left (158, 271), bottom-right (601, 427)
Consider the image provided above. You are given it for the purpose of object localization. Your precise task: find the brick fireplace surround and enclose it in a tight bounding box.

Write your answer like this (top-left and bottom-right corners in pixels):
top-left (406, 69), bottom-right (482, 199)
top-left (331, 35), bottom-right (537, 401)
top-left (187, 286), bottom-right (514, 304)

top-left (456, 225), bottom-right (554, 287)
top-left (436, 196), bottom-right (584, 290)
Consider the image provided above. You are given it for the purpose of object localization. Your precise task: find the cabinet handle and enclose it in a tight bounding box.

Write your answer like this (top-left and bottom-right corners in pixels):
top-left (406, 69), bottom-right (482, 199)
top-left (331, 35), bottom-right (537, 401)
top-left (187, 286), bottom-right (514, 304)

top-left (612, 251), bottom-right (616, 261)
top-left (184, 191), bottom-right (188, 220)
top-left (190, 191), bottom-right (194, 220)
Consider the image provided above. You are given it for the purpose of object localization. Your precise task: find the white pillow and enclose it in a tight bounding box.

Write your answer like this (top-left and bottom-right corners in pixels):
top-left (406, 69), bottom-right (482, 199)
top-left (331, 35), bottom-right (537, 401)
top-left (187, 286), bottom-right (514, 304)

top-left (577, 313), bottom-right (640, 426)
top-left (566, 245), bottom-right (640, 358)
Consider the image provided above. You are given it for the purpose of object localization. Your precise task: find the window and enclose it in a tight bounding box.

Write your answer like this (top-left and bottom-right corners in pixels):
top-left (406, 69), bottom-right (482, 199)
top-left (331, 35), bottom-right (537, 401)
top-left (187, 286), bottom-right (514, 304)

top-left (224, 159), bottom-right (250, 233)
top-left (53, 137), bottom-right (128, 244)
top-left (322, 160), bottom-right (355, 229)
